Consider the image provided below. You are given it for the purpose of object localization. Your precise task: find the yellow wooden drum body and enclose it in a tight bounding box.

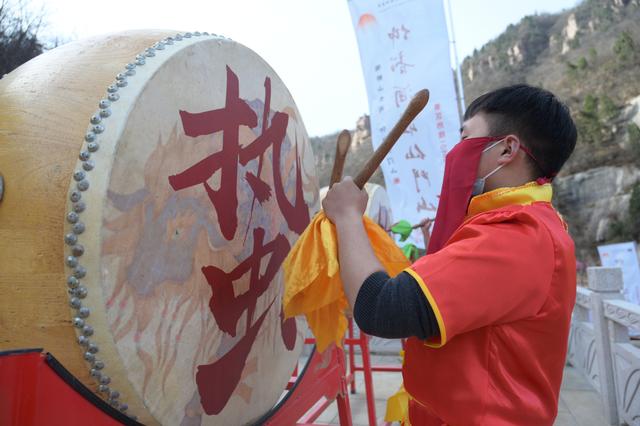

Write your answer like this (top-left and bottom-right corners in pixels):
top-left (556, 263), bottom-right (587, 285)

top-left (0, 30), bottom-right (318, 425)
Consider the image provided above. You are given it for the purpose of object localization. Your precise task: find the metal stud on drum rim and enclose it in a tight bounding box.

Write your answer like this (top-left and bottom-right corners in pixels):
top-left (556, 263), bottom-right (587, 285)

top-left (59, 31), bottom-right (239, 421)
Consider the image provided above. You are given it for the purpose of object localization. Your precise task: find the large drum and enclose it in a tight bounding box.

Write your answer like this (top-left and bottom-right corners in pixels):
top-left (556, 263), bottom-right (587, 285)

top-left (0, 30), bottom-right (319, 425)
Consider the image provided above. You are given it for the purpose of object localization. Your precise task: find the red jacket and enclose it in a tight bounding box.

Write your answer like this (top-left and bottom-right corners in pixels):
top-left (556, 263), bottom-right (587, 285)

top-left (403, 183), bottom-right (576, 425)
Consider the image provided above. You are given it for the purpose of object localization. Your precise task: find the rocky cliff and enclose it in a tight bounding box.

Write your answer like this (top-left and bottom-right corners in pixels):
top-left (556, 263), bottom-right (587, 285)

top-left (460, 0), bottom-right (640, 262)
top-left (310, 115), bottom-right (385, 189)
top-left (311, 0), bottom-right (640, 263)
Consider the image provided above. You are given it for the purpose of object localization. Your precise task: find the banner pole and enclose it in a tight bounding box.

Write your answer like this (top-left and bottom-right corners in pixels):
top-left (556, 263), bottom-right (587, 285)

top-left (445, 0), bottom-right (466, 114)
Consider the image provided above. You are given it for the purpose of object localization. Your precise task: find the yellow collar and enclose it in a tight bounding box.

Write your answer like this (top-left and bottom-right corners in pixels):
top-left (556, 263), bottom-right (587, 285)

top-left (467, 181), bottom-right (553, 218)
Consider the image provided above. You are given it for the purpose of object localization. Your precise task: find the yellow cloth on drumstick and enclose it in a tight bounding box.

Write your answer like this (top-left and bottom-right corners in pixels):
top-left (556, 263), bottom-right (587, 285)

top-left (283, 211), bottom-right (410, 353)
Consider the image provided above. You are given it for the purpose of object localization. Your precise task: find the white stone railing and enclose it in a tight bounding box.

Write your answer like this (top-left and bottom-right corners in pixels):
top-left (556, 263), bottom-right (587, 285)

top-left (602, 298), bottom-right (640, 425)
top-left (567, 286), bottom-right (600, 391)
top-left (568, 267), bottom-right (640, 425)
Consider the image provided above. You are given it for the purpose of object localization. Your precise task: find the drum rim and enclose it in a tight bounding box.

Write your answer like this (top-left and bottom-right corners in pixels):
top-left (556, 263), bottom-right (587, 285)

top-left (62, 31), bottom-right (223, 423)
top-left (45, 352), bottom-right (145, 426)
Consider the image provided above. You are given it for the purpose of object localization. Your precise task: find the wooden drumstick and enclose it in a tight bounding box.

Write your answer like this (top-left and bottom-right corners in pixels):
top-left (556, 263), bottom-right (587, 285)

top-left (353, 89), bottom-right (429, 189)
top-left (329, 129), bottom-right (352, 187)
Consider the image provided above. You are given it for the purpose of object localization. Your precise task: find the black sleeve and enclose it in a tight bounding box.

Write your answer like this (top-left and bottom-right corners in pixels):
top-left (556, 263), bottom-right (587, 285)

top-left (353, 270), bottom-right (440, 340)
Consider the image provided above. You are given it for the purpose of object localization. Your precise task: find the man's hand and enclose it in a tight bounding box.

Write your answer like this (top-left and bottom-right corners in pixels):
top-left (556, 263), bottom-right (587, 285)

top-left (322, 177), bottom-right (382, 310)
top-left (322, 177), bottom-right (368, 225)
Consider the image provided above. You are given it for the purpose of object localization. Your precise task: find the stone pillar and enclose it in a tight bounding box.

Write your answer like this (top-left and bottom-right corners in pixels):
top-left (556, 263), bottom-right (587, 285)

top-left (587, 266), bottom-right (624, 425)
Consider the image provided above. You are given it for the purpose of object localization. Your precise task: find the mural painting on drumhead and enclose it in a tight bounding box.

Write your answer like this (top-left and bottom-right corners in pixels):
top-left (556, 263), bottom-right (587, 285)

top-left (101, 53), bottom-right (318, 425)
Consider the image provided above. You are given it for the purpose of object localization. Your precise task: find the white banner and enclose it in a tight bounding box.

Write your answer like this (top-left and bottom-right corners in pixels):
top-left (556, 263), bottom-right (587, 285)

top-left (348, 0), bottom-right (460, 247)
top-left (598, 242), bottom-right (640, 305)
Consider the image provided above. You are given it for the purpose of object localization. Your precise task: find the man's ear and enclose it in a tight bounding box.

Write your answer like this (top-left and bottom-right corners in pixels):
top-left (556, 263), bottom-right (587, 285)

top-left (497, 136), bottom-right (520, 165)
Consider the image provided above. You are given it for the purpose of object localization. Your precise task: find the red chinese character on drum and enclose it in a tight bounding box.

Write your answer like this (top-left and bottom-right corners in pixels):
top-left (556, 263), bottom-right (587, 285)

top-left (169, 67), bottom-right (309, 240)
top-left (101, 40), bottom-right (318, 425)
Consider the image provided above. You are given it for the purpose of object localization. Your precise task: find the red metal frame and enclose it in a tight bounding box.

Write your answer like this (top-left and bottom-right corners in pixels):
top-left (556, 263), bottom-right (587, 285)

top-left (263, 344), bottom-right (353, 426)
top-left (345, 319), bottom-right (404, 379)
top-left (344, 320), bottom-right (405, 426)
top-left (305, 320), bottom-right (404, 426)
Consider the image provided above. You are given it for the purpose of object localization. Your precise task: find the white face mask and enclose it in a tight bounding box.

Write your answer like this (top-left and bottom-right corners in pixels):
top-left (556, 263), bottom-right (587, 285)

top-left (471, 139), bottom-right (506, 196)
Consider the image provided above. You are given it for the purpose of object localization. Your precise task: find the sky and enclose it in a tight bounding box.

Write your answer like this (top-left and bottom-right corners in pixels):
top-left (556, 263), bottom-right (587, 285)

top-left (31, 0), bottom-right (579, 136)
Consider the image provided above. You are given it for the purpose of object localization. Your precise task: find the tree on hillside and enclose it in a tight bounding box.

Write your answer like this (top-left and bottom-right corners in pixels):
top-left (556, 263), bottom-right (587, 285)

top-left (0, 0), bottom-right (45, 76)
top-left (613, 30), bottom-right (635, 63)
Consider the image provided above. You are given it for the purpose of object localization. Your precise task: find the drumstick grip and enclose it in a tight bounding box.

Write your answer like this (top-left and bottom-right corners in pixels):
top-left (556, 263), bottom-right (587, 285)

top-left (329, 130), bottom-right (351, 187)
top-left (353, 89), bottom-right (429, 189)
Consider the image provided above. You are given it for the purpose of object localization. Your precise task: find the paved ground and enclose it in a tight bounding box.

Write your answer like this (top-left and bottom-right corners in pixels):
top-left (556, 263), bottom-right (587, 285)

top-left (305, 354), bottom-right (608, 426)
top-left (555, 365), bottom-right (609, 426)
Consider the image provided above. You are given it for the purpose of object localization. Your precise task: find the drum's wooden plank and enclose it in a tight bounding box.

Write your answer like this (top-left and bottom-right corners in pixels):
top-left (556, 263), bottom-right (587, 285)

top-left (0, 272), bottom-right (92, 383)
top-left (0, 230), bottom-right (63, 272)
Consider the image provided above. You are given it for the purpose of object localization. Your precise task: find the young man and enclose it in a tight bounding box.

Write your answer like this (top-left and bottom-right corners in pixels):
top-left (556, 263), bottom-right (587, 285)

top-left (322, 84), bottom-right (577, 425)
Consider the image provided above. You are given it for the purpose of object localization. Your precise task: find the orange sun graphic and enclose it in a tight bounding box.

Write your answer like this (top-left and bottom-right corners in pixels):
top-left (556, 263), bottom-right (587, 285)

top-left (358, 13), bottom-right (377, 28)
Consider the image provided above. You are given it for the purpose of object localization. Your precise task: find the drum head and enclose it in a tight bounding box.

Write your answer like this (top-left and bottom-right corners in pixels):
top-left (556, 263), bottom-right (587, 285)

top-left (63, 33), bottom-right (318, 424)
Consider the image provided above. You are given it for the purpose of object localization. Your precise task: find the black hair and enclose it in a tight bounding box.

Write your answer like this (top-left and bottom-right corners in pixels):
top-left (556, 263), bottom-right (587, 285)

top-left (464, 84), bottom-right (577, 179)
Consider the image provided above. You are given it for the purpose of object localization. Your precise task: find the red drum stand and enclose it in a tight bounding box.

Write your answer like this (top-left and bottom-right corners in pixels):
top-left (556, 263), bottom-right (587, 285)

top-left (0, 349), bottom-right (138, 426)
top-left (260, 344), bottom-right (353, 425)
